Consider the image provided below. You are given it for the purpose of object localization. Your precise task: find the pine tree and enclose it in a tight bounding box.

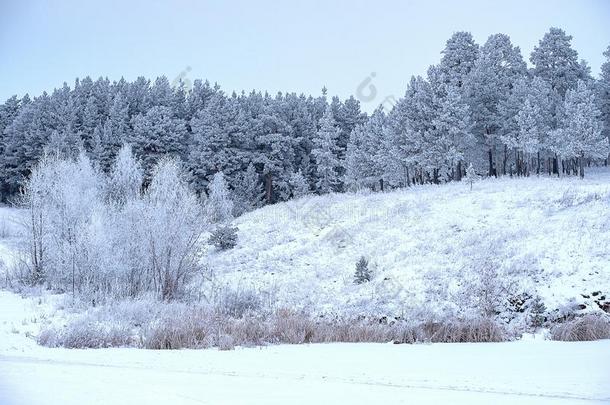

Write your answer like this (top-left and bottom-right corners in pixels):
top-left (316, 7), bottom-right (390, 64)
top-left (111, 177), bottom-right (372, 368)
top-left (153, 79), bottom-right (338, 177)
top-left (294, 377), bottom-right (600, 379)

top-left (130, 106), bottom-right (188, 183)
top-left (499, 77), bottom-right (555, 174)
top-left (188, 92), bottom-right (234, 192)
top-left (555, 80), bottom-right (607, 178)
top-left (430, 86), bottom-right (472, 181)
top-left (312, 106), bottom-right (341, 193)
top-left (345, 106), bottom-right (386, 190)
top-left (344, 124), bottom-right (368, 190)
top-left (354, 256), bottom-right (371, 284)
top-left (288, 170), bottom-right (310, 198)
top-left (207, 171), bottom-right (234, 223)
top-left (254, 100), bottom-right (296, 203)
top-left (466, 33), bottom-right (527, 176)
top-left (232, 163), bottom-right (264, 216)
top-left (464, 163), bottom-right (478, 190)
top-left (438, 32), bottom-right (479, 89)
top-left (44, 129), bottom-right (82, 159)
top-left (530, 28), bottom-right (586, 98)
top-left (598, 45), bottom-right (610, 164)
top-left (528, 296), bottom-right (547, 328)
top-left (513, 98), bottom-right (547, 175)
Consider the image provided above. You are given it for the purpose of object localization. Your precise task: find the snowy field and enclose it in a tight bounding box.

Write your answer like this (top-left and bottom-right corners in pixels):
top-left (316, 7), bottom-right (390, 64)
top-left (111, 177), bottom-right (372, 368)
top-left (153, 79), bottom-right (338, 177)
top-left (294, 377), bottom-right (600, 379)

top-left (0, 292), bottom-right (609, 405)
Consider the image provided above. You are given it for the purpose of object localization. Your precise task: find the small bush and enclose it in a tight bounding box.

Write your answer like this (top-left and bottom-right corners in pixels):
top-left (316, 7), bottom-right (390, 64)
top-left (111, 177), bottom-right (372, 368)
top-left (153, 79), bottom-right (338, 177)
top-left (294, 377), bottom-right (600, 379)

top-left (143, 307), bottom-right (210, 349)
top-left (423, 317), bottom-right (505, 343)
top-left (354, 256), bottom-right (371, 284)
top-left (38, 317), bottom-right (133, 348)
top-left (527, 296), bottom-right (547, 328)
top-left (217, 287), bottom-right (262, 318)
top-left (270, 309), bottom-right (315, 344)
top-left (217, 334), bottom-right (235, 350)
top-left (550, 315), bottom-right (610, 341)
top-left (208, 225), bottom-right (239, 251)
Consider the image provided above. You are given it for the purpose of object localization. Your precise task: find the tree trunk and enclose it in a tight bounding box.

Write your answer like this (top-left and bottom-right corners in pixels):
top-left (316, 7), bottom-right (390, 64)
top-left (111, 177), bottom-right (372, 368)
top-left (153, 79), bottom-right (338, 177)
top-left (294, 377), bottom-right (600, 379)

top-left (456, 161), bottom-right (462, 181)
top-left (379, 178), bottom-right (384, 192)
top-left (265, 173), bottom-right (273, 203)
top-left (488, 148), bottom-right (494, 177)
top-left (579, 156), bottom-right (585, 179)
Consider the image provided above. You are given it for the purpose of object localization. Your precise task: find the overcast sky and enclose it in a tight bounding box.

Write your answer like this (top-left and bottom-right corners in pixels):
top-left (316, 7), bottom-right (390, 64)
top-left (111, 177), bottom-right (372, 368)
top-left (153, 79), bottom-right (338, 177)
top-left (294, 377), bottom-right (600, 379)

top-left (1, 0), bottom-right (609, 111)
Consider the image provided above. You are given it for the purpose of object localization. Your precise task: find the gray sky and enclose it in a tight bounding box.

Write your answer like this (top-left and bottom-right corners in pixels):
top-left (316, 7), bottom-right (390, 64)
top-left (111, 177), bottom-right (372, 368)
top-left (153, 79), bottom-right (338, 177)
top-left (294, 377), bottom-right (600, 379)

top-left (1, 0), bottom-right (609, 111)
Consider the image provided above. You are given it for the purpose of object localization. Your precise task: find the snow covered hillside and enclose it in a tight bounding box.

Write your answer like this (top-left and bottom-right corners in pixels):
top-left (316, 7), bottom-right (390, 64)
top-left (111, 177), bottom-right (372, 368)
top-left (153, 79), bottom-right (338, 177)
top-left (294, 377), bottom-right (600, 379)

top-left (207, 168), bottom-right (610, 320)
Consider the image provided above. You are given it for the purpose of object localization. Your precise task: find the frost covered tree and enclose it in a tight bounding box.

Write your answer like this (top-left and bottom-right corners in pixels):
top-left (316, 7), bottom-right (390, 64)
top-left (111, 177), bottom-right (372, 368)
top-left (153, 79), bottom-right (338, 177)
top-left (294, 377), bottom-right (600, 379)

top-left (466, 33), bottom-right (527, 176)
top-left (206, 171), bottom-right (234, 223)
top-left (20, 152), bottom-right (102, 291)
top-left (464, 163), bottom-right (478, 190)
top-left (512, 98), bottom-right (548, 176)
top-left (101, 91), bottom-right (130, 171)
top-left (354, 256), bottom-right (371, 284)
top-left (344, 124), bottom-right (368, 190)
top-left (499, 77), bottom-right (555, 174)
top-left (312, 106), bottom-right (341, 193)
top-left (385, 76), bottom-right (436, 186)
top-left (232, 163), bottom-right (264, 216)
top-left (553, 80), bottom-right (607, 178)
top-left (430, 86), bottom-right (472, 181)
top-left (345, 106), bottom-right (385, 190)
top-left (598, 45), bottom-right (610, 164)
top-left (255, 105), bottom-right (296, 203)
top-left (288, 170), bottom-right (311, 198)
top-left (105, 144), bottom-right (143, 205)
top-left (130, 106), bottom-right (188, 183)
top-left (142, 158), bottom-right (204, 300)
top-left (188, 92), bottom-right (235, 192)
top-left (438, 32), bottom-right (479, 89)
top-left (530, 27), bottom-right (586, 98)
top-left (44, 129), bottom-right (82, 159)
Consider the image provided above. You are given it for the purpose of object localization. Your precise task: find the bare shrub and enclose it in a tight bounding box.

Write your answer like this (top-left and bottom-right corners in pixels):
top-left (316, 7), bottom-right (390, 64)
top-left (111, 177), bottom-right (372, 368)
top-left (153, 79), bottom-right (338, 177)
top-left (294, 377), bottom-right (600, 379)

top-left (550, 315), bottom-right (610, 341)
top-left (216, 286), bottom-right (262, 318)
top-left (38, 317), bottom-right (133, 348)
top-left (143, 307), bottom-right (210, 349)
top-left (42, 299), bottom-right (509, 350)
top-left (269, 309), bottom-right (315, 344)
top-left (224, 314), bottom-right (268, 346)
top-left (424, 317), bottom-right (506, 343)
top-left (217, 334), bottom-right (235, 350)
top-left (36, 326), bottom-right (60, 347)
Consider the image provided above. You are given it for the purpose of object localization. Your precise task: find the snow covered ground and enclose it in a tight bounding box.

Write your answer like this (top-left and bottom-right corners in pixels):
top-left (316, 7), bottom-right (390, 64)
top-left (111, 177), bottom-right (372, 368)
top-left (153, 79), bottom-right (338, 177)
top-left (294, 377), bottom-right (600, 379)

top-left (1, 172), bottom-right (610, 404)
top-left (0, 290), bottom-right (609, 405)
top-left (207, 168), bottom-right (610, 319)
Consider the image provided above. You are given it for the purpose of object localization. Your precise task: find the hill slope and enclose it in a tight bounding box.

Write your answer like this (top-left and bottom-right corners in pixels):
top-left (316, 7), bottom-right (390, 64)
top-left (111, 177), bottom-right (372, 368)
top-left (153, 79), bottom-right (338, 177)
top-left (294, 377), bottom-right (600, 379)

top-left (207, 169), bottom-right (610, 321)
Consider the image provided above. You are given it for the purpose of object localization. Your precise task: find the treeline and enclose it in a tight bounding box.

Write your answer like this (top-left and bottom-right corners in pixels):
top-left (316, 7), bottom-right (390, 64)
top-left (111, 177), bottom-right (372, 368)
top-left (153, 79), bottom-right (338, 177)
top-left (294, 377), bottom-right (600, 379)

top-left (346, 28), bottom-right (610, 189)
top-left (1, 27), bottom-right (609, 211)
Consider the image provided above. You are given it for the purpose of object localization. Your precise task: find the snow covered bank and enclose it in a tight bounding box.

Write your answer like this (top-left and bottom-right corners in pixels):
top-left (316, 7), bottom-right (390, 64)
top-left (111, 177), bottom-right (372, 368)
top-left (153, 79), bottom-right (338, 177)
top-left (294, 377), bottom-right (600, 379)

top-left (1, 288), bottom-right (609, 405)
top-left (2, 340), bottom-right (609, 405)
